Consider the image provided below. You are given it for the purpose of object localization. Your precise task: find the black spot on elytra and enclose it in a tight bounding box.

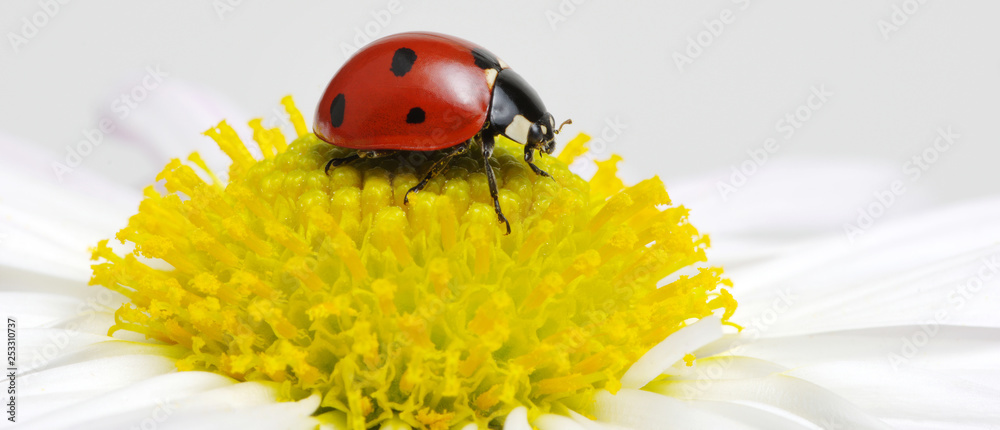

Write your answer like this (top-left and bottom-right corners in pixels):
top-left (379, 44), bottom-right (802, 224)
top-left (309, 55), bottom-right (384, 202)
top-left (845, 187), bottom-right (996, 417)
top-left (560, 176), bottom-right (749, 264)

top-left (390, 47), bottom-right (417, 77)
top-left (329, 93), bottom-right (345, 128)
top-left (471, 47), bottom-right (501, 70)
top-left (406, 107), bottom-right (425, 124)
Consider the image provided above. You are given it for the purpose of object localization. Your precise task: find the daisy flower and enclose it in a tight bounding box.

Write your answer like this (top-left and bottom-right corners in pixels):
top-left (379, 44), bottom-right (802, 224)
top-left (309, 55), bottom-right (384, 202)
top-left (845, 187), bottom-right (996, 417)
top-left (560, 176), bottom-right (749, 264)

top-left (3, 89), bottom-right (999, 430)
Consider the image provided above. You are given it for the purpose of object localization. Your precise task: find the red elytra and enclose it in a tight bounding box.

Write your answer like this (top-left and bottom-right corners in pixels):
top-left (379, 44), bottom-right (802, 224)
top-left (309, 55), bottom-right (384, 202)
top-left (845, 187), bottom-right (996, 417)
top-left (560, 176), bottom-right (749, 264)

top-left (314, 32), bottom-right (498, 151)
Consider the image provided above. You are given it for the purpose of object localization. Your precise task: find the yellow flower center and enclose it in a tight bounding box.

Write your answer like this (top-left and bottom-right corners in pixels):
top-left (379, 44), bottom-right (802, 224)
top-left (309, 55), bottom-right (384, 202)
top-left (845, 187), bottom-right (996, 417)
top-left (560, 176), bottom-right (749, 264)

top-left (89, 97), bottom-right (736, 430)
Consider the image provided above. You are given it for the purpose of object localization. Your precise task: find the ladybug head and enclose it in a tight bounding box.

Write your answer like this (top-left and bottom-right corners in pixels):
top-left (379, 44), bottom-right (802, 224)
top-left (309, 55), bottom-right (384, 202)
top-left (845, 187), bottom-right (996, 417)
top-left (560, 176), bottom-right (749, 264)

top-left (528, 114), bottom-right (573, 155)
top-left (527, 113), bottom-right (557, 154)
top-left (490, 69), bottom-right (570, 155)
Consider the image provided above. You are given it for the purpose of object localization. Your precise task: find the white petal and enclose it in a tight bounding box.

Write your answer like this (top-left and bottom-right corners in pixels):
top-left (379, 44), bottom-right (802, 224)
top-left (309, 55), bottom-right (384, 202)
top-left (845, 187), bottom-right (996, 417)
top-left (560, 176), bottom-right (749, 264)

top-left (621, 315), bottom-right (722, 389)
top-left (0, 155), bottom-right (135, 282)
top-left (67, 393), bottom-right (321, 430)
top-left (885, 421), bottom-right (994, 430)
top-left (18, 371), bottom-right (232, 427)
top-left (654, 352), bottom-right (853, 428)
top-left (97, 80), bottom-right (254, 188)
top-left (665, 354), bottom-right (790, 381)
top-left (648, 374), bottom-right (890, 429)
top-left (16, 328), bottom-right (132, 374)
top-left (26, 339), bottom-right (180, 377)
top-left (63, 382), bottom-right (319, 430)
top-left (733, 326), bottom-right (1000, 372)
top-left (0, 131), bottom-right (140, 207)
top-left (729, 197), bottom-right (1000, 336)
top-left (565, 410), bottom-right (633, 430)
top-left (17, 326), bottom-right (107, 359)
top-left (21, 353), bottom-right (177, 397)
top-left (534, 413), bottom-right (588, 430)
top-left (667, 157), bottom-right (934, 239)
top-left (537, 412), bottom-right (636, 430)
top-left (788, 362), bottom-right (1000, 427)
top-left (0, 200), bottom-right (110, 282)
top-left (2, 292), bottom-right (88, 327)
top-left (379, 418), bottom-right (413, 430)
top-left (152, 394), bottom-right (319, 430)
top-left (676, 196), bottom-right (1000, 427)
top-left (686, 400), bottom-right (820, 430)
top-left (503, 406), bottom-right (531, 430)
top-left (727, 326), bottom-right (1000, 426)
top-left (316, 410), bottom-right (349, 430)
top-left (732, 195), bottom-right (1000, 290)
top-left (1, 263), bottom-right (103, 299)
top-left (19, 354), bottom-right (178, 422)
top-left (593, 389), bottom-right (755, 430)
top-left (2, 292), bottom-right (145, 344)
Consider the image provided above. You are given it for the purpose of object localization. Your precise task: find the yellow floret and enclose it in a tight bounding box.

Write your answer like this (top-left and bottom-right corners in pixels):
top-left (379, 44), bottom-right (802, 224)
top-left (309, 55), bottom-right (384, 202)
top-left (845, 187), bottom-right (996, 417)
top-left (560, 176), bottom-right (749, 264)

top-left (89, 96), bottom-right (736, 430)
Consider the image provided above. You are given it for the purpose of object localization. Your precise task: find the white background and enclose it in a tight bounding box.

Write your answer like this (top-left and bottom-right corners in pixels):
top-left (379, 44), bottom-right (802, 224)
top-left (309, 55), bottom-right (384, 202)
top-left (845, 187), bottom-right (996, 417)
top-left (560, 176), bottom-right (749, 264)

top-left (1, 0), bottom-right (998, 238)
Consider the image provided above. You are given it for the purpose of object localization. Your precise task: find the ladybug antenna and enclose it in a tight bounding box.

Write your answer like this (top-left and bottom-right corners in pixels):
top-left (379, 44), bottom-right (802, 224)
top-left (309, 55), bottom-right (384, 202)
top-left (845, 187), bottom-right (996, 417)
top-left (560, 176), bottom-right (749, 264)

top-left (555, 119), bottom-right (572, 135)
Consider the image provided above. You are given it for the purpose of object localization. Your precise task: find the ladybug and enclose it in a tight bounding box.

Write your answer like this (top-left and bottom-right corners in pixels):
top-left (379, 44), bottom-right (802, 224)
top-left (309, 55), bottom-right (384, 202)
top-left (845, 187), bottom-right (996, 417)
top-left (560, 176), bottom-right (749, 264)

top-left (314, 31), bottom-right (570, 234)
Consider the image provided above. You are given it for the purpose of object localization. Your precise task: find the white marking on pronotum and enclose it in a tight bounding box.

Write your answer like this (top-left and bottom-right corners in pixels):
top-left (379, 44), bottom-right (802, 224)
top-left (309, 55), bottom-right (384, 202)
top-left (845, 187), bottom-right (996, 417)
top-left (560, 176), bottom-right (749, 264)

top-left (505, 114), bottom-right (532, 144)
top-left (484, 68), bottom-right (499, 90)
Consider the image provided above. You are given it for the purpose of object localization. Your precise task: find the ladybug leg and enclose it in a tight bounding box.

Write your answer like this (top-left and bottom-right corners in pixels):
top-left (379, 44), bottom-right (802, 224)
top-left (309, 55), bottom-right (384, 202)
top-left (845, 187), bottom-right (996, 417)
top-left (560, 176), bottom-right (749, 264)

top-left (324, 153), bottom-right (360, 173)
top-left (324, 150), bottom-right (396, 174)
top-left (481, 133), bottom-right (512, 235)
top-left (523, 146), bottom-right (551, 178)
top-left (403, 142), bottom-right (469, 205)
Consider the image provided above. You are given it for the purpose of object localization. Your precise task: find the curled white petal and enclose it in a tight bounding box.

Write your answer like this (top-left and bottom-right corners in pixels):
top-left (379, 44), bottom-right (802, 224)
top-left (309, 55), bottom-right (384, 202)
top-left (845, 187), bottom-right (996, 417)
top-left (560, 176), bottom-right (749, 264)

top-left (620, 315), bottom-right (722, 389)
